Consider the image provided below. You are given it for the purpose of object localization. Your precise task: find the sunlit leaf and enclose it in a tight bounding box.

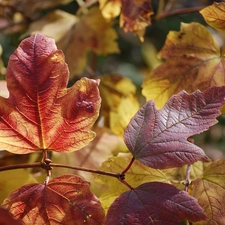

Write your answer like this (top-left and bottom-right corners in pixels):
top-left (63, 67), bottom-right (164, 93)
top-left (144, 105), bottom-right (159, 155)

top-left (125, 86), bottom-right (225, 169)
top-left (142, 22), bottom-right (225, 108)
top-left (25, 10), bottom-right (77, 42)
top-left (99, 0), bottom-right (121, 19)
top-left (200, 2), bottom-right (225, 34)
top-left (99, 74), bottom-right (138, 133)
top-left (94, 153), bottom-right (170, 212)
top-left (0, 33), bottom-right (101, 154)
top-left (105, 182), bottom-right (207, 224)
top-left (57, 7), bottom-right (120, 77)
top-left (191, 159), bottom-right (225, 224)
top-left (0, 208), bottom-right (23, 225)
top-left (0, 81), bottom-right (8, 98)
top-left (2, 175), bottom-right (105, 225)
top-left (120, 0), bottom-right (154, 41)
top-left (0, 169), bottom-right (37, 204)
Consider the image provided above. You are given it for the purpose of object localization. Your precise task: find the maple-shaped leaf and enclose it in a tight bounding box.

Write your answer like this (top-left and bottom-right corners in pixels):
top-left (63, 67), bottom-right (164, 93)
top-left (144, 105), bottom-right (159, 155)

top-left (142, 22), bottom-right (225, 108)
top-left (191, 158), bottom-right (225, 224)
top-left (200, 2), bottom-right (225, 34)
top-left (120, 0), bottom-right (154, 41)
top-left (105, 182), bottom-right (207, 224)
top-left (124, 86), bottom-right (225, 169)
top-left (0, 208), bottom-right (23, 225)
top-left (0, 33), bottom-right (101, 154)
top-left (2, 175), bottom-right (105, 225)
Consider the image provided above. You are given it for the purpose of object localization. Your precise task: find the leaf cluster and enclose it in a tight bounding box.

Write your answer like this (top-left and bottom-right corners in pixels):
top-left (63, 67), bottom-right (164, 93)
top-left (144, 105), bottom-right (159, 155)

top-left (1, 1), bottom-right (225, 225)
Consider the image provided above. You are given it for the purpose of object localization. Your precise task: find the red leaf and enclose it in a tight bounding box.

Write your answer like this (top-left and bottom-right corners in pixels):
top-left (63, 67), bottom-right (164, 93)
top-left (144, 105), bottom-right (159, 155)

top-left (124, 86), bottom-right (225, 169)
top-left (0, 208), bottom-right (23, 225)
top-left (0, 33), bottom-right (101, 154)
top-left (2, 175), bottom-right (105, 225)
top-left (105, 182), bottom-right (207, 225)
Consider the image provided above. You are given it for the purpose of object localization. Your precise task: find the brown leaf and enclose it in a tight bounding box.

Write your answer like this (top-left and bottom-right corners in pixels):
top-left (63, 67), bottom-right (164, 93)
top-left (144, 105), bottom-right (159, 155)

top-left (120, 0), bottom-right (154, 41)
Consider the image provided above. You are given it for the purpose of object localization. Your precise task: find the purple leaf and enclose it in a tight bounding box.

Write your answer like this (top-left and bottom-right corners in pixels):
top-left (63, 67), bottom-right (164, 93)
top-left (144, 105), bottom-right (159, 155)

top-left (124, 86), bottom-right (225, 168)
top-left (105, 182), bottom-right (207, 225)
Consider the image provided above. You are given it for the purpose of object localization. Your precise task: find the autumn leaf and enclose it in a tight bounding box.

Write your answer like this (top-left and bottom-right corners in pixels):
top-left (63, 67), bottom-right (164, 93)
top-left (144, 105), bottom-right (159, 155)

top-left (0, 80), bottom-right (8, 98)
top-left (120, 0), bottom-right (154, 41)
top-left (0, 33), bottom-right (101, 154)
top-left (191, 159), bottom-right (225, 224)
top-left (200, 2), bottom-right (225, 34)
top-left (0, 208), bottom-right (23, 225)
top-left (57, 7), bottom-right (120, 77)
top-left (125, 86), bottom-right (225, 169)
top-left (105, 182), bottom-right (207, 224)
top-left (99, 74), bottom-right (139, 136)
top-left (99, 0), bottom-right (121, 19)
top-left (142, 22), bottom-right (225, 108)
top-left (1, 175), bottom-right (105, 225)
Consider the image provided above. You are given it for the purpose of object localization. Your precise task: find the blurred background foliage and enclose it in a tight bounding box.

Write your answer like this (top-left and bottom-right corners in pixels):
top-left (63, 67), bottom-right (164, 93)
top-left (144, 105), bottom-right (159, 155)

top-left (0, 0), bottom-right (225, 163)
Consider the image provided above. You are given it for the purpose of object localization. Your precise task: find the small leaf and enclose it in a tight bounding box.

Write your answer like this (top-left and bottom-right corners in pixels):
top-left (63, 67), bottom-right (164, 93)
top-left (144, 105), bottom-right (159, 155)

top-left (2, 175), bottom-right (105, 225)
top-left (120, 0), bottom-right (154, 41)
top-left (200, 2), bottom-right (225, 34)
top-left (0, 208), bottom-right (23, 225)
top-left (125, 86), bottom-right (225, 169)
top-left (99, 0), bottom-right (121, 19)
top-left (0, 33), bottom-right (101, 154)
top-left (142, 22), bottom-right (225, 108)
top-left (105, 182), bottom-right (207, 225)
top-left (191, 159), bottom-right (225, 224)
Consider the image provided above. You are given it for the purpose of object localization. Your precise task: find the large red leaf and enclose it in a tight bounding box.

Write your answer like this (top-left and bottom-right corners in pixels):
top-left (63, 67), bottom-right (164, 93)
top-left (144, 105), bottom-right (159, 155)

top-left (105, 182), bottom-right (207, 225)
top-left (124, 86), bottom-right (225, 169)
top-left (0, 33), bottom-right (101, 154)
top-left (2, 175), bottom-right (105, 225)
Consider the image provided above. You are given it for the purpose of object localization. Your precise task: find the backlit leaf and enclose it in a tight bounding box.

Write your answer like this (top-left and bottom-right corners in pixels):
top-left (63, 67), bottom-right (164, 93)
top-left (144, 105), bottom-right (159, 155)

top-left (0, 33), bottom-right (101, 154)
top-left (105, 182), bottom-right (207, 224)
top-left (191, 159), bottom-right (225, 224)
top-left (200, 2), bottom-right (225, 33)
top-left (142, 22), bottom-right (225, 108)
top-left (120, 0), bottom-right (154, 41)
top-left (99, 0), bottom-right (121, 19)
top-left (2, 175), bottom-right (105, 225)
top-left (125, 86), bottom-right (225, 169)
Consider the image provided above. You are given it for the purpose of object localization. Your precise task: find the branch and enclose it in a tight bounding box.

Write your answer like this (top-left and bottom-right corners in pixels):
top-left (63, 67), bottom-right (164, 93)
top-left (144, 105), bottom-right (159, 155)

top-left (0, 162), bottom-right (124, 180)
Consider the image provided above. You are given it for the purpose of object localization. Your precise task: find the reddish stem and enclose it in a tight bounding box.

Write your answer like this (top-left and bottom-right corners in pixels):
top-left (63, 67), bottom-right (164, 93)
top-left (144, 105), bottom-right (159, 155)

top-left (122, 157), bottom-right (135, 174)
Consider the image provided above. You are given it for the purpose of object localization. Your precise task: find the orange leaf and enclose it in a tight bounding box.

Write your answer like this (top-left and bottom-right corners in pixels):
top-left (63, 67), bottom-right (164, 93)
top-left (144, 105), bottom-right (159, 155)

top-left (2, 175), bottom-right (105, 225)
top-left (0, 33), bottom-right (101, 154)
top-left (142, 22), bottom-right (225, 108)
top-left (120, 0), bottom-right (154, 41)
top-left (200, 2), bottom-right (225, 34)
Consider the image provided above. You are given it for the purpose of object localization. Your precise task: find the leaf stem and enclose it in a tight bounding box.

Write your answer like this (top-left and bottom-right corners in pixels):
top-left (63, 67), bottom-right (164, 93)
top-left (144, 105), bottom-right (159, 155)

top-left (0, 162), bottom-right (124, 180)
top-left (184, 164), bottom-right (191, 192)
top-left (122, 156), bottom-right (135, 174)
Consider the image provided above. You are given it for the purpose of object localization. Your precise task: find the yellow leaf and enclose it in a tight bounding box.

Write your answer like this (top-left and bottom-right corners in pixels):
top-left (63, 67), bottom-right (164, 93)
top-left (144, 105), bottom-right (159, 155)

top-left (25, 10), bottom-right (76, 42)
top-left (58, 7), bottom-right (120, 77)
top-left (110, 96), bottom-right (139, 136)
top-left (0, 169), bottom-right (37, 204)
top-left (191, 159), bottom-right (225, 224)
top-left (142, 22), bottom-right (225, 109)
top-left (99, 74), bottom-right (139, 135)
top-left (94, 153), bottom-right (170, 212)
top-left (200, 2), bottom-right (225, 34)
top-left (99, 0), bottom-right (121, 19)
